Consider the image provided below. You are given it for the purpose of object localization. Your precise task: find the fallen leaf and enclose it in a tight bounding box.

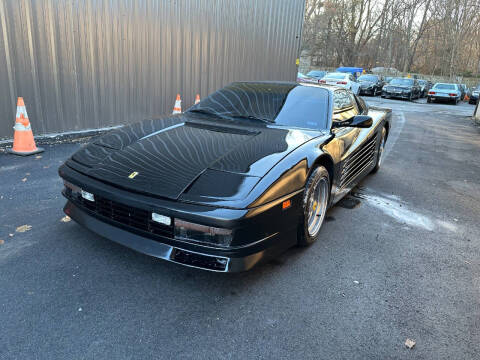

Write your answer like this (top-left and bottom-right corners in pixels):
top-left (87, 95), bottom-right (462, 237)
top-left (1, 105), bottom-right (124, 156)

top-left (0, 239), bottom-right (4, 245)
top-left (405, 338), bottom-right (416, 349)
top-left (21, 178), bottom-right (27, 182)
top-left (9, 233), bottom-right (14, 237)
top-left (16, 225), bottom-right (32, 233)
top-left (26, 172), bottom-right (30, 176)
top-left (61, 215), bottom-right (71, 223)
top-left (35, 155), bottom-right (42, 159)
top-left (353, 280), bottom-right (360, 285)
top-left (43, 165), bottom-right (50, 169)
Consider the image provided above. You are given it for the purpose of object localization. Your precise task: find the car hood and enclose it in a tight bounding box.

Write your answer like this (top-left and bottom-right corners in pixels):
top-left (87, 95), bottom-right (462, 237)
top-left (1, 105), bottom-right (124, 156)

top-left (67, 114), bottom-right (320, 200)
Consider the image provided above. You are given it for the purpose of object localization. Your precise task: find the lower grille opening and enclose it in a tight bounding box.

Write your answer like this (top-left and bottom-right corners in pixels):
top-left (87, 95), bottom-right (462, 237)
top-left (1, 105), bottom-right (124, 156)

top-left (66, 191), bottom-right (174, 239)
top-left (171, 248), bottom-right (228, 271)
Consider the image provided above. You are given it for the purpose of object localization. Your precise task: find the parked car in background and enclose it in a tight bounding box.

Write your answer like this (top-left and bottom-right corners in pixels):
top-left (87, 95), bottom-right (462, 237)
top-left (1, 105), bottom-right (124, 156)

top-left (297, 72), bottom-right (308, 82)
top-left (417, 80), bottom-right (432, 97)
top-left (320, 72), bottom-right (360, 94)
top-left (458, 84), bottom-right (467, 100)
top-left (381, 78), bottom-right (421, 100)
top-left (427, 83), bottom-right (462, 105)
top-left (335, 67), bottom-right (363, 79)
top-left (357, 74), bottom-right (384, 96)
top-left (306, 70), bottom-right (328, 81)
top-left (469, 86), bottom-right (479, 104)
top-left (384, 76), bottom-right (394, 84)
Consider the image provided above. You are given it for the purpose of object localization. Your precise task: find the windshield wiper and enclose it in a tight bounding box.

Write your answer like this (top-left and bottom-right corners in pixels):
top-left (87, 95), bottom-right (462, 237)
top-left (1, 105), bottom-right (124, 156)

top-left (230, 115), bottom-right (273, 123)
top-left (188, 109), bottom-right (225, 119)
top-left (188, 109), bottom-right (214, 116)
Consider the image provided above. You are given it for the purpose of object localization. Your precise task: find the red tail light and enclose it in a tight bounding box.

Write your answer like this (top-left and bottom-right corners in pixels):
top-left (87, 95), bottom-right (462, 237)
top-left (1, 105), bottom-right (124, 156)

top-left (336, 81), bottom-right (347, 85)
top-left (449, 93), bottom-right (456, 97)
top-left (319, 80), bottom-right (326, 83)
top-left (428, 91), bottom-right (435, 95)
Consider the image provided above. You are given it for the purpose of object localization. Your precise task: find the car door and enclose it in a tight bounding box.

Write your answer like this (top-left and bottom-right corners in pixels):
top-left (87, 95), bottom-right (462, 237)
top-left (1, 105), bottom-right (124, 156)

top-left (322, 90), bottom-right (361, 195)
top-left (323, 90), bottom-right (378, 200)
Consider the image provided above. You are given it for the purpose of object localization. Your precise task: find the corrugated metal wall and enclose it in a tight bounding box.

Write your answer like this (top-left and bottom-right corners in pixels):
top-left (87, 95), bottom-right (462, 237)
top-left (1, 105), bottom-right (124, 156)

top-left (0, 0), bottom-right (305, 139)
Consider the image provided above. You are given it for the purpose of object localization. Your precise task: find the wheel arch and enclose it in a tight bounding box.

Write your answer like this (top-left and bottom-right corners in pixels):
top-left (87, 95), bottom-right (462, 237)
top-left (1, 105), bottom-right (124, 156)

top-left (309, 153), bottom-right (334, 187)
top-left (384, 119), bottom-right (391, 140)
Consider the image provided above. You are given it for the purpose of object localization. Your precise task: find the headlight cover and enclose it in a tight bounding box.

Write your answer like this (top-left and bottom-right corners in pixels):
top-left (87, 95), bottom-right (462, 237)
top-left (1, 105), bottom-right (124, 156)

top-left (174, 219), bottom-right (233, 247)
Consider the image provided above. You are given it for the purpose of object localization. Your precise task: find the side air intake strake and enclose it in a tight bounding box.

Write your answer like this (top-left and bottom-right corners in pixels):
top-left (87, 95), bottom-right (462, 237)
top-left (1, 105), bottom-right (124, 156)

top-left (339, 134), bottom-right (377, 188)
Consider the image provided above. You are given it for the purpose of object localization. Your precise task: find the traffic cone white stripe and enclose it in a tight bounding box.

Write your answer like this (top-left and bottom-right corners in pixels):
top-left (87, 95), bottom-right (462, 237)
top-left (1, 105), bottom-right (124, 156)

top-left (16, 106), bottom-right (28, 118)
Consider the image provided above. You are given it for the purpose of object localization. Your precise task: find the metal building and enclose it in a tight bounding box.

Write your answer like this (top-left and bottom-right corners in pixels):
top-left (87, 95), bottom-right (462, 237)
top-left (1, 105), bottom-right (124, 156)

top-left (0, 0), bottom-right (305, 139)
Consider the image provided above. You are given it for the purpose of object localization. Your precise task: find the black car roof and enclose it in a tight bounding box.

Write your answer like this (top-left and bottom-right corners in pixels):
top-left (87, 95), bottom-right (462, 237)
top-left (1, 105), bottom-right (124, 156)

top-left (232, 81), bottom-right (339, 92)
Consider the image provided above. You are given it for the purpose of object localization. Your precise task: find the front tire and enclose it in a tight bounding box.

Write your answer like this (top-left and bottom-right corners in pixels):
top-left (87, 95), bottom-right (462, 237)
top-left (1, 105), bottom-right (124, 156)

top-left (297, 166), bottom-right (330, 247)
top-left (371, 127), bottom-right (387, 174)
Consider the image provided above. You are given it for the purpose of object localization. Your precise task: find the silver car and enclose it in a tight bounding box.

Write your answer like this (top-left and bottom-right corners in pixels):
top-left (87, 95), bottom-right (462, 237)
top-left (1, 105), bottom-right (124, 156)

top-left (427, 83), bottom-right (462, 105)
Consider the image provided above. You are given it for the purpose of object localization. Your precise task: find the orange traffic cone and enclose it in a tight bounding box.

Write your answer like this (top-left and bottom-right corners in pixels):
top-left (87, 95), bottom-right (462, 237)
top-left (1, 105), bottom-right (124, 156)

top-left (7, 97), bottom-right (44, 156)
top-left (172, 94), bottom-right (182, 114)
top-left (194, 94), bottom-right (200, 105)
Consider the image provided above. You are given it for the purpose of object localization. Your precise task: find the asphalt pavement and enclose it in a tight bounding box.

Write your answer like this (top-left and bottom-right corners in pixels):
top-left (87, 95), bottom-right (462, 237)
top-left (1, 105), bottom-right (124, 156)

top-left (1, 97), bottom-right (479, 359)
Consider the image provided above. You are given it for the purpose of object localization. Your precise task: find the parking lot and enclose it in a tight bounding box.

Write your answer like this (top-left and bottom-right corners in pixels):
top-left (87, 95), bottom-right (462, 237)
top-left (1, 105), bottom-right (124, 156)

top-left (1, 97), bottom-right (479, 359)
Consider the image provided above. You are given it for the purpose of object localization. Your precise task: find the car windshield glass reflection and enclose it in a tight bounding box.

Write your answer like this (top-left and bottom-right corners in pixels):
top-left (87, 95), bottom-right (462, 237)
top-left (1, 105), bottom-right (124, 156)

top-left (390, 78), bottom-right (414, 86)
top-left (325, 73), bottom-right (347, 80)
top-left (307, 71), bottom-right (326, 78)
top-left (358, 75), bottom-right (378, 82)
top-left (434, 84), bottom-right (456, 90)
top-left (188, 83), bottom-right (329, 130)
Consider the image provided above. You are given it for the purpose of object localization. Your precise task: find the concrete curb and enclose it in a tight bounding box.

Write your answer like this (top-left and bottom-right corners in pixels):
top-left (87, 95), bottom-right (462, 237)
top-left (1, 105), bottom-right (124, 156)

top-left (0, 126), bottom-right (122, 149)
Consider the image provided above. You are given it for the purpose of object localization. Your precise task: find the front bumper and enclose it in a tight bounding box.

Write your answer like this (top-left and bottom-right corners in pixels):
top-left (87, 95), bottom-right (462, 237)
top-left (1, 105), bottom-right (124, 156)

top-left (381, 90), bottom-right (411, 99)
top-left (59, 164), bottom-right (299, 272)
top-left (64, 200), bottom-right (293, 272)
top-left (359, 88), bottom-right (375, 95)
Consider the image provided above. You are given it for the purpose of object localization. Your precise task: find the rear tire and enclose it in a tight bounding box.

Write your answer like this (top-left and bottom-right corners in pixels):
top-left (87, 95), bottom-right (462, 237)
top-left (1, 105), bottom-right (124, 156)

top-left (427, 97), bottom-right (432, 103)
top-left (297, 166), bottom-right (330, 247)
top-left (371, 127), bottom-right (387, 174)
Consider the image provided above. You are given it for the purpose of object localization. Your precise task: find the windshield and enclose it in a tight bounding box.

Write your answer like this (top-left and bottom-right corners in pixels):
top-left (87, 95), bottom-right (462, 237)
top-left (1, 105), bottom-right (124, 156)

top-left (307, 71), bottom-right (326, 78)
top-left (358, 75), bottom-right (378, 82)
top-left (187, 82), bottom-right (330, 130)
top-left (324, 73), bottom-right (347, 80)
top-left (433, 84), bottom-right (456, 90)
top-left (389, 78), bottom-right (414, 86)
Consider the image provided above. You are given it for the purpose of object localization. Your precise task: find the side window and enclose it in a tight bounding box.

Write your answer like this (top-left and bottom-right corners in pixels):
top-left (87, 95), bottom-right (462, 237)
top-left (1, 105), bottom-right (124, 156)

top-left (333, 90), bottom-right (359, 122)
top-left (349, 75), bottom-right (355, 82)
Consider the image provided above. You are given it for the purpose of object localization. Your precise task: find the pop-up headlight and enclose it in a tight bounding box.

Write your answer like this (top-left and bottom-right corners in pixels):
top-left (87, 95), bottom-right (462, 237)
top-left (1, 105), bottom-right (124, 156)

top-left (174, 219), bottom-right (233, 247)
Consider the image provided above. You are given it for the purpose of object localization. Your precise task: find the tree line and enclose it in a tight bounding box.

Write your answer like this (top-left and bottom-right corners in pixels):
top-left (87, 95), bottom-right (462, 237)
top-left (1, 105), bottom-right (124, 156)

top-left (302, 0), bottom-right (480, 78)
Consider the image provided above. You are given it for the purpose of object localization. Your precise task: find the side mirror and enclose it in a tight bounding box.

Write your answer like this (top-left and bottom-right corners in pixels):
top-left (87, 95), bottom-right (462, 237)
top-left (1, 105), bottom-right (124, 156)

top-left (332, 115), bottom-right (373, 128)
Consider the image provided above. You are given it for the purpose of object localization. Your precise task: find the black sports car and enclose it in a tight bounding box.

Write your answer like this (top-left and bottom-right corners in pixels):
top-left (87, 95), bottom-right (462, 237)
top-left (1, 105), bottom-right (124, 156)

top-left (59, 82), bottom-right (391, 272)
top-left (382, 78), bottom-right (421, 100)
